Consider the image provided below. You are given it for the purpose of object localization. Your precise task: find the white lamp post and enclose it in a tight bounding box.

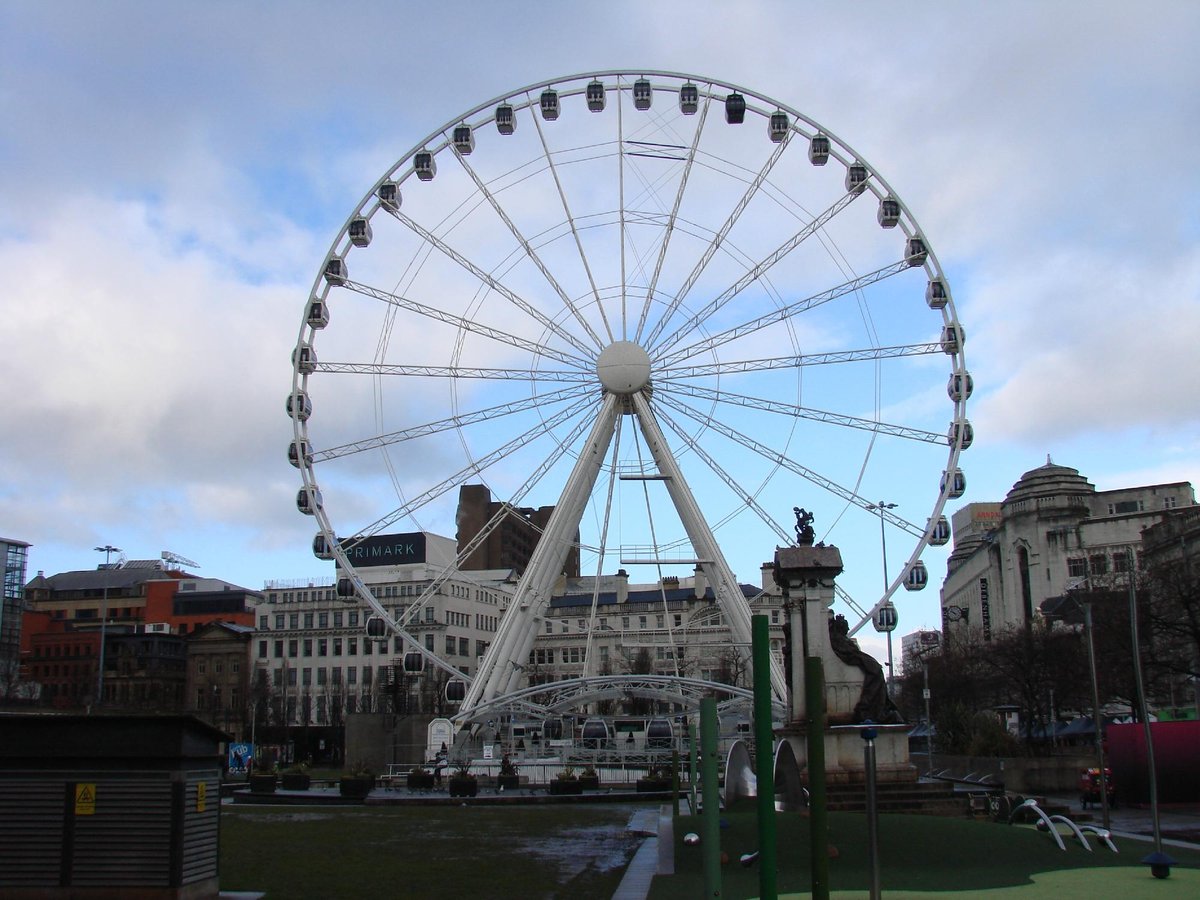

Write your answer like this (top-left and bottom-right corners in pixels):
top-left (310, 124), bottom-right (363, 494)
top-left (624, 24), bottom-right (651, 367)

top-left (868, 501), bottom-right (899, 688)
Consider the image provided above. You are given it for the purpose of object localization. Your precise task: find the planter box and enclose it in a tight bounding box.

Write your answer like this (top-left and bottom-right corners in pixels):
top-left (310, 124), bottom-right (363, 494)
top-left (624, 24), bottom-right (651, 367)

top-left (449, 777), bottom-right (478, 798)
top-left (280, 772), bottom-right (312, 791)
top-left (407, 772), bottom-right (435, 789)
top-left (636, 778), bottom-right (672, 793)
top-left (340, 775), bottom-right (374, 799)
top-left (577, 775), bottom-right (599, 791)
top-left (550, 779), bottom-right (583, 795)
top-left (249, 774), bottom-right (278, 795)
top-left (497, 774), bottom-right (521, 790)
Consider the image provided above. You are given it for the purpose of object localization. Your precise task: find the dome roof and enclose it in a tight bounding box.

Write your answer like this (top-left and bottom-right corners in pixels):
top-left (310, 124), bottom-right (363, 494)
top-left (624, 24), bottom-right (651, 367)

top-left (1003, 459), bottom-right (1095, 509)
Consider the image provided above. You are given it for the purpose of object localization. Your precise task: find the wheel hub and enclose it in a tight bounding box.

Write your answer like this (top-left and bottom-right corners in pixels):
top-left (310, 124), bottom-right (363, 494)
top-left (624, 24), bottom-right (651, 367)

top-left (596, 341), bottom-right (651, 394)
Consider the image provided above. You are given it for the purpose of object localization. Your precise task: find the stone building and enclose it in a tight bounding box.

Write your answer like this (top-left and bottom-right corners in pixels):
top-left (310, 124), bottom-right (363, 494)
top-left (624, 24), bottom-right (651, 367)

top-left (940, 459), bottom-right (1195, 640)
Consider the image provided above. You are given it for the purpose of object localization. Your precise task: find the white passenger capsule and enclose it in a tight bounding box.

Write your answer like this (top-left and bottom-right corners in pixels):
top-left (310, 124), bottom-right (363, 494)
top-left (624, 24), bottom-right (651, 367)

top-left (292, 342), bottom-right (316, 374)
top-left (377, 181), bottom-right (400, 211)
top-left (947, 371), bottom-right (974, 402)
top-left (768, 111), bottom-right (789, 143)
top-left (313, 533), bottom-right (335, 560)
top-left (928, 516), bottom-right (951, 546)
top-left (306, 298), bottom-right (329, 329)
top-left (633, 78), bottom-right (652, 110)
top-left (926, 279), bottom-right (948, 309)
top-left (725, 92), bottom-right (746, 124)
top-left (941, 468), bottom-right (967, 499)
top-left (286, 390), bottom-right (311, 421)
top-left (948, 420), bottom-right (974, 449)
top-left (586, 79), bottom-right (606, 112)
top-left (414, 151), bottom-right (436, 181)
top-left (540, 89), bottom-right (559, 120)
top-left (679, 82), bottom-right (699, 114)
top-left (288, 440), bottom-right (312, 469)
top-left (323, 258), bottom-right (347, 286)
top-left (496, 104), bottom-right (515, 135)
top-left (941, 324), bottom-right (964, 354)
top-left (878, 196), bottom-right (901, 228)
top-left (452, 124), bottom-right (474, 155)
top-left (845, 163), bottom-right (868, 195)
top-left (809, 133), bottom-right (830, 165)
top-left (348, 217), bottom-right (372, 248)
top-left (297, 486), bottom-right (322, 515)
top-left (905, 236), bottom-right (928, 267)
top-left (904, 561), bottom-right (929, 591)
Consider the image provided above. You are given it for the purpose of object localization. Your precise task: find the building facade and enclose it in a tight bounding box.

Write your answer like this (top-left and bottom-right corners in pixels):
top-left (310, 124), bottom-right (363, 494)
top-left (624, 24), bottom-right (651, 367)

top-left (253, 532), bottom-right (516, 731)
top-left (940, 460), bottom-right (1196, 641)
top-left (455, 483), bottom-right (580, 577)
top-left (1, 537), bottom-right (31, 692)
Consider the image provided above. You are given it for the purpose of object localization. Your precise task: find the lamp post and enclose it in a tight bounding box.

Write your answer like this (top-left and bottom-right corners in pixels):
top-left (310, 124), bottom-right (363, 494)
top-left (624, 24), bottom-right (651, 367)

top-left (93, 544), bottom-right (121, 709)
top-left (868, 501), bottom-right (899, 689)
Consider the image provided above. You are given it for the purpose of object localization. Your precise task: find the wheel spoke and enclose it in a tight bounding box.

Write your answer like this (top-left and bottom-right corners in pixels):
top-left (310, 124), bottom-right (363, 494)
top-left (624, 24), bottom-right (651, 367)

top-left (340, 279), bottom-right (589, 368)
top-left (666, 382), bottom-right (944, 444)
top-left (657, 391), bottom-right (925, 538)
top-left (655, 257), bottom-right (915, 368)
top-left (528, 98), bottom-right (615, 344)
top-left (643, 130), bottom-right (793, 349)
top-left (341, 393), bottom-right (596, 543)
top-left (314, 362), bottom-right (593, 383)
top-left (648, 187), bottom-right (861, 356)
top-left (450, 150), bottom-right (606, 350)
top-left (384, 207), bottom-right (599, 360)
top-left (654, 342), bottom-right (944, 380)
top-left (313, 384), bottom-right (592, 463)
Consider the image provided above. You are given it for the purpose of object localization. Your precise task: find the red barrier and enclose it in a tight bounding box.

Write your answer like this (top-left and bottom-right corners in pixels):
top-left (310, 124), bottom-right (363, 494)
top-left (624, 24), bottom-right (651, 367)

top-left (1106, 720), bottom-right (1200, 804)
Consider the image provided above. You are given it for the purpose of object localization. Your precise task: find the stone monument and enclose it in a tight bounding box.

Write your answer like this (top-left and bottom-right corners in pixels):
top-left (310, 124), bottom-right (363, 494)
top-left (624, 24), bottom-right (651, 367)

top-left (774, 509), bottom-right (915, 784)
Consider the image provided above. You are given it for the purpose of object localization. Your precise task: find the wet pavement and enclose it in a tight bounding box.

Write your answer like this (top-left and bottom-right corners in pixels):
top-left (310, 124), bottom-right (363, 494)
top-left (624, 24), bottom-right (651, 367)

top-left (1039, 791), bottom-right (1200, 848)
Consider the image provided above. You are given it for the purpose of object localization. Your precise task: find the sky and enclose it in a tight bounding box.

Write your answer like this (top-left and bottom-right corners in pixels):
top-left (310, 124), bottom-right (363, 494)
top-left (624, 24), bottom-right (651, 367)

top-left (2, 1), bottom-right (1198, 668)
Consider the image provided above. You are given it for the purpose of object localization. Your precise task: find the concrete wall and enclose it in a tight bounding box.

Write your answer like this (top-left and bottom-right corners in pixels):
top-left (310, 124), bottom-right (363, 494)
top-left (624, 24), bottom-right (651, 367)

top-left (931, 752), bottom-right (1097, 794)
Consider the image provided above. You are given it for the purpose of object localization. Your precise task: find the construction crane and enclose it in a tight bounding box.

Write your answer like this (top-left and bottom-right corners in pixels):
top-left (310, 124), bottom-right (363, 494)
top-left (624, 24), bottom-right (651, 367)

top-left (161, 550), bottom-right (200, 569)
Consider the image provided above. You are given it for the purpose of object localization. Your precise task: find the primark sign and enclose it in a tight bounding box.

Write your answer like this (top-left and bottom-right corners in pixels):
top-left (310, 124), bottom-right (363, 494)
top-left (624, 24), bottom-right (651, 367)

top-left (340, 533), bottom-right (426, 568)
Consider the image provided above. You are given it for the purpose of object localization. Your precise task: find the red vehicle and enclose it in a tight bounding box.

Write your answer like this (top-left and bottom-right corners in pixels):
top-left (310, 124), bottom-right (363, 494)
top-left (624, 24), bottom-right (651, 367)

top-left (1079, 767), bottom-right (1117, 808)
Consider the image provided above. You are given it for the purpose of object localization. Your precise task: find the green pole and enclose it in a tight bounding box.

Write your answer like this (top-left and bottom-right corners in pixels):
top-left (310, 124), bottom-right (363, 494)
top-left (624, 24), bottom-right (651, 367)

top-left (701, 697), bottom-right (722, 899)
top-left (806, 655), bottom-right (829, 900)
top-left (688, 720), bottom-right (699, 814)
top-left (672, 749), bottom-right (681, 818)
top-left (753, 615), bottom-right (778, 899)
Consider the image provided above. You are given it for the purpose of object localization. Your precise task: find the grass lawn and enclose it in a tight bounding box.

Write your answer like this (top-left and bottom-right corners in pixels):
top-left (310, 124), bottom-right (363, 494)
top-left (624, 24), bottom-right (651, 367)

top-left (648, 810), bottom-right (1200, 899)
top-left (220, 802), bottom-right (645, 899)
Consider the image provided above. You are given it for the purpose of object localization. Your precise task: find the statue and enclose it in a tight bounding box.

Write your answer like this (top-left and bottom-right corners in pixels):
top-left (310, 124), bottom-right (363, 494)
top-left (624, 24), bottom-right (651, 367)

top-left (828, 614), bottom-right (902, 724)
top-left (793, 507), bottom-right (815, 546)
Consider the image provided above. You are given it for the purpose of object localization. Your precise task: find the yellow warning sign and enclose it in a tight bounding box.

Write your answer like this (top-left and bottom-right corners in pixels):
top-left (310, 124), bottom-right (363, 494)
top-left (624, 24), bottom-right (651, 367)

top-left (196, 781), bottom-right (207, 813)
top-left (74, 783), bottom-right (96, 816)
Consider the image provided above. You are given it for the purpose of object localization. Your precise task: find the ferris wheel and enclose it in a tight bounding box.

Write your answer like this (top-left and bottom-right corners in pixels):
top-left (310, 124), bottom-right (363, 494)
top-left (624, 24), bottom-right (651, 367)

top-left (288, 71), bottom-right (970, 713)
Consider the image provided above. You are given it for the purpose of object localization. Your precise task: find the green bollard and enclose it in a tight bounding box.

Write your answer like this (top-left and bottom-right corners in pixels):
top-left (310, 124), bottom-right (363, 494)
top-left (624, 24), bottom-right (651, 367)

top-left (753, 615), bottom-right (778, 899)
top-left (701, 697), bottom-right (722, 898)
top-left (806, 655), bottom-right (829, 900)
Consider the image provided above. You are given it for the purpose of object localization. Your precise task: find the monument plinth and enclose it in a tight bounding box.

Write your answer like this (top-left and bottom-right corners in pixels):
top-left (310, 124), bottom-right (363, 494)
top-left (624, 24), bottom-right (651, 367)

top-left (774, 539), bottom-right (916, 785)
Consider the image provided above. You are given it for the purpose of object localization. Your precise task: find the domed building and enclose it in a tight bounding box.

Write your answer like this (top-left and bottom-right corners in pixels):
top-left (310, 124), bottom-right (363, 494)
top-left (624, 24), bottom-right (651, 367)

top-left (940, 459), bottom-right (1194, 640)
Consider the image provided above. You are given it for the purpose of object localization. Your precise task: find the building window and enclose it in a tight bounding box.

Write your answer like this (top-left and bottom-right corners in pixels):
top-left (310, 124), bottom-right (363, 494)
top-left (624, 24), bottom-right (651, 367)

top-left (476, 640), bottom-right (487, 657)
top-left (1164, 496), bottom-right (1178, 509)
top-left (639, 616), bottom-right (647, 629)
top-left (425, 633), bottom-right (434, 651)
top-left (348, 612), bottom-right (359, 627)
top-left (274, 640), bottom-right (283, 658)
top-left (545, 621), bottom-right (553, 634)
top-left (289, 613), bottom-right (299, 629)
top-left (348, 667), bottom-right (357, 685)
top-left (334, 638), bottom-right (342, 656)
top-left (258, 640), bottom-right (267, 659)
top-left (445, 636), bottom-right (456, 655)
top-left (348, 638), bottom-right (357, 656)
top-left (302, 668), bottom-right (312, 686)
top-left (318, 639), bottom-right (328, 657)
top-left (319, 612), bottom-right (329, 628)
top-left (287, 668), bottom-right (297, 686)
top-left (1089, 554), bottom-right (1108, 576)
top-left (317, 667), bottom-right (327, 686)
top-left (259, 615), bottom-right (269, 630)
top-left (197, 661), bottom-right (206, 675)
top-left (288, 639), bottom-right (298, 657)
top-left (304, 613), bottom-right (314, 628)
top-left (334, 611), bottom-right (343, 627)
top-left (459, 637), bottom-right (469, 656)
top-left (1067, 558), bottom-right (1086, 578)
top-left (332, 666), bottom-right (342, 684)
top-left (622, 616), bottom-right (630, 630)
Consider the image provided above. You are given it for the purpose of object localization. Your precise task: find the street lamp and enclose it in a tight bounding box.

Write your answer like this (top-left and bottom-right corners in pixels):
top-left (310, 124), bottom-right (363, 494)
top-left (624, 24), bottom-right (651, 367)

top-left (93, 544), bottom-right (121, 709)
top-left (868, 501), bottom-right (899, 688)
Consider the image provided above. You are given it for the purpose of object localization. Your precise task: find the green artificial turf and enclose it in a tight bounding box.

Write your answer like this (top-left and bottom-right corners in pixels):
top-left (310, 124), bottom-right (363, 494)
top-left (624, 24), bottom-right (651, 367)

top-left (649, 810), bottom-right (1200, 899)
top-left (220, 803), bottom-right (644, 899)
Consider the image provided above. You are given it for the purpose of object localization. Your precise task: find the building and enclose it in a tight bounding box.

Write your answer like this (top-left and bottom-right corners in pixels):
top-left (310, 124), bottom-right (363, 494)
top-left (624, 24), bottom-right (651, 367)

top-left (254, 531), bottom-right (516, 743)
top-left (1, 537), bottom-right (31, 693)
top-left (530, 564), bottom-right (787, 693)
top-left (455, 483), bottom-right (580, 577)
top-left (20, 559), bottom-right (258, 710)
top-left (186, 621), bottom-right (255, 739)
top-left (940, 460), bottom-right (1196, 640)
top-left (900, 629), bottom-right (942, 676)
